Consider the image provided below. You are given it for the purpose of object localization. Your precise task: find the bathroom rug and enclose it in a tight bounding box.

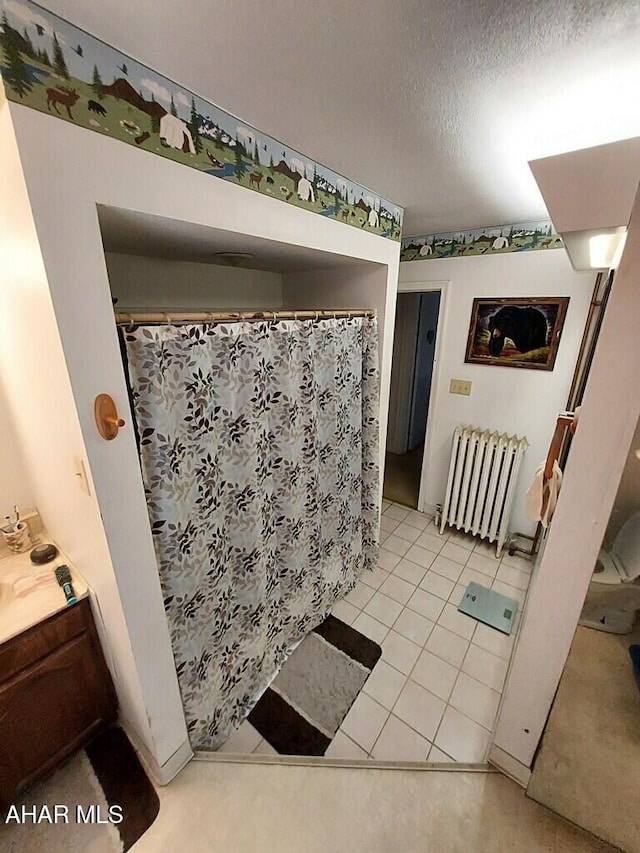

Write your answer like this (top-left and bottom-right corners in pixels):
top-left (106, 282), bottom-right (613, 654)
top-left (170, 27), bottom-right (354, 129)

top-left (248, 614), bottom-right (382, 755)
top-left (0, 727), bottom-right (159, 852)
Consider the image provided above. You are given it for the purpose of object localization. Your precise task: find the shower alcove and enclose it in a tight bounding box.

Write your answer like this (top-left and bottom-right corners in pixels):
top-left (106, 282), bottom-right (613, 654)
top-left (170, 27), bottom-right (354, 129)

top-left (0, 98), bottom-right (400, 781)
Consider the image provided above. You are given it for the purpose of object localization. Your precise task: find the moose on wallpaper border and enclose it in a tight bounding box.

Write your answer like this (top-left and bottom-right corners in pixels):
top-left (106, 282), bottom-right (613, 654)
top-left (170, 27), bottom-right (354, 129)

top-left (464, 297), bottom-right (570, 371)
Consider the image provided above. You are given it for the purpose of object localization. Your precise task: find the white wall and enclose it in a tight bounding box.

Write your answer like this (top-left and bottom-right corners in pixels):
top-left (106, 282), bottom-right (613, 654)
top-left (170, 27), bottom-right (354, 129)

top-left (0, 375), bottom-right (34, 519)
top-left (493, 182), bottom-right (640, 771)
top-left (0, 101), bottom-right (162, 763)
top-left (104, 253), bottom-right (283, 310)
top-left (399, 251), bottom-right (594, 536)
top-left (6, 100), bottom-right (399, 776)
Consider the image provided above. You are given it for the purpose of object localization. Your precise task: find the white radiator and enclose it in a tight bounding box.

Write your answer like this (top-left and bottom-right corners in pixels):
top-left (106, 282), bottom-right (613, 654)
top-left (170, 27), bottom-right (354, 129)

top-left (439, 425), bottom-right (528, 557)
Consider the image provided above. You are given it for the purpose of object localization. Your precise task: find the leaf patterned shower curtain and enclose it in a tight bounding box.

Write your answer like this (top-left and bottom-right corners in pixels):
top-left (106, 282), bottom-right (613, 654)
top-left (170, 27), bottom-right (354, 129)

top-left (122, 315), bottom-right (379, 749)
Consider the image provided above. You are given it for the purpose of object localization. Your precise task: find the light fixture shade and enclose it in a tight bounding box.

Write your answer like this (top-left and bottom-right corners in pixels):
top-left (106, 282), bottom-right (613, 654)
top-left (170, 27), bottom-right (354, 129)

top-left (561, 227), bottom-right (627, 272)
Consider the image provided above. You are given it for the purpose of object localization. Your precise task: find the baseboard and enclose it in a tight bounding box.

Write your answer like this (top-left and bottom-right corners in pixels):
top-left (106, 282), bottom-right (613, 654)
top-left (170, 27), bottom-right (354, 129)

top-left (488, 744), bottom-right (531, 787)
top-left (118, 713), bottom-right (193, 786)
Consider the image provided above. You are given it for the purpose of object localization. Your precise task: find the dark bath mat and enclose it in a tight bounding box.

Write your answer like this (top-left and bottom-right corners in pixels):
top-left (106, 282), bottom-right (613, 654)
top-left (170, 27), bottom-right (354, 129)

top-left (1, 727), bottom-right (159, 852)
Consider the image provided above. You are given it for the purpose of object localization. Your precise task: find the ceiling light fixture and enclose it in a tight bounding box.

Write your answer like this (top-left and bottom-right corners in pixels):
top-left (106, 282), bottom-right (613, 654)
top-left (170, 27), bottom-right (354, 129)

top-left (560, 227), bottom-right (627, 272)
top-left (213, 252), bottom-right (254, 267)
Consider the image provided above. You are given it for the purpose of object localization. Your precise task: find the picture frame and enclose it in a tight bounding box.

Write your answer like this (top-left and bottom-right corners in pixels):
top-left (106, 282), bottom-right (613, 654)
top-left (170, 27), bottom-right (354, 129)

top-left (464, 297), bottom-right (570, 371)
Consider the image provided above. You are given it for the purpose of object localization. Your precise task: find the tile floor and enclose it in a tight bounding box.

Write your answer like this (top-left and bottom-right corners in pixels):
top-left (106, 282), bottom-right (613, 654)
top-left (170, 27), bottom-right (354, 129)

top-left (220, 499), bottom-right (533, 764)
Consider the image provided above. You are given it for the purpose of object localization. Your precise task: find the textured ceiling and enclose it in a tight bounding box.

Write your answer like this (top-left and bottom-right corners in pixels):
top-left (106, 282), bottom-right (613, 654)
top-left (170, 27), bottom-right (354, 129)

top-left (43, 0), bottom-right (640, 236)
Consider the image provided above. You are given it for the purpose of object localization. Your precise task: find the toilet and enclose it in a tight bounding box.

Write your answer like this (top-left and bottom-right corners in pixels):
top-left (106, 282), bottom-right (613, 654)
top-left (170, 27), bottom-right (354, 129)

top-left (579, 510), bottom-right (640, 634)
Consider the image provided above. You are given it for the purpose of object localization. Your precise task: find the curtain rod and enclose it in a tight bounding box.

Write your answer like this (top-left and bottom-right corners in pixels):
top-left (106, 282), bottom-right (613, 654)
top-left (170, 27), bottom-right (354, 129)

top-left (115, 309), bottom-right (375, 325)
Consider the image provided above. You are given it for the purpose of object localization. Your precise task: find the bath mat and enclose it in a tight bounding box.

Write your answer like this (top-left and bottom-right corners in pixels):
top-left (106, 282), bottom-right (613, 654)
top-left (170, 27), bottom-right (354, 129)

top-left (248, 614), bottom-right (382, 756)
top-left (1, 727), bottom-right (159, 852)
top-left (630, 645), bottom-right (640, 693)
top-left (458, 581), bottom-right (518, 635)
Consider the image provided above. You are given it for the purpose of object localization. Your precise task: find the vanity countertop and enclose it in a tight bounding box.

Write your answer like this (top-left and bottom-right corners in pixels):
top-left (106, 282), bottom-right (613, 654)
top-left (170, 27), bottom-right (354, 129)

top-left (0, 537), bottom-right (88, 645)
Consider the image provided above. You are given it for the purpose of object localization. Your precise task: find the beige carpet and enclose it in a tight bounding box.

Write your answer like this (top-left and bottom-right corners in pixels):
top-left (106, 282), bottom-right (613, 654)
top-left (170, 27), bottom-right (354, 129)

top-left (383, 444), bottom-right (424, 508)
top-left (528, 624), bottom-right (640, 852)
top-left (132, 761), bottom-right (616, 852)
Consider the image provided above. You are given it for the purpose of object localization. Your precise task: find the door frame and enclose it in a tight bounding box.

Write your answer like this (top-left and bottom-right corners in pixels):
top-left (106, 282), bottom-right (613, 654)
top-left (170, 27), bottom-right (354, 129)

top-left (394, 280), bottom-right (449, 512)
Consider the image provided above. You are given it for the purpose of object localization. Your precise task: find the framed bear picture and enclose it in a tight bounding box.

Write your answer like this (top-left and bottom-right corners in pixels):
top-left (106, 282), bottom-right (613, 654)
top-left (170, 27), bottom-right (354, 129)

top-left (464, 296), bottom-right (570, 370)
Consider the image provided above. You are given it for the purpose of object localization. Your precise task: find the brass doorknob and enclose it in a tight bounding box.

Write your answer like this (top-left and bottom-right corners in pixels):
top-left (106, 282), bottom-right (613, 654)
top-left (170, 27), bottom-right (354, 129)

top-left (94, 394), bottom-right (126, 441)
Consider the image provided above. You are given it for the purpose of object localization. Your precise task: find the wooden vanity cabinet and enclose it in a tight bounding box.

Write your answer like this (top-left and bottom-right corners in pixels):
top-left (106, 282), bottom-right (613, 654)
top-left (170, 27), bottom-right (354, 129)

top-left (0, 598), bottom-right (117, 806)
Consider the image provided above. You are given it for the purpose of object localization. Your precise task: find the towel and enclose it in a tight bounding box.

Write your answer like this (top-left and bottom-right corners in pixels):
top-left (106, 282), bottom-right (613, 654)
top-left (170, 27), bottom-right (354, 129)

top-left (525, 460), bottom-right (563, 528)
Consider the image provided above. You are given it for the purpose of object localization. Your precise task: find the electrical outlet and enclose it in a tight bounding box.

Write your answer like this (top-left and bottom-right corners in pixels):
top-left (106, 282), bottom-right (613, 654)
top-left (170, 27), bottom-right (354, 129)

top-left (449, 378), bottom-right (472, 396)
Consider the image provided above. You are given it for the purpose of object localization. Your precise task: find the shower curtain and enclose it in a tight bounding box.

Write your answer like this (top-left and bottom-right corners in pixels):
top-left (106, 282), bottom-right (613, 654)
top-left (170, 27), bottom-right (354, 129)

top-left (122, 315), bottom-right (379, 749)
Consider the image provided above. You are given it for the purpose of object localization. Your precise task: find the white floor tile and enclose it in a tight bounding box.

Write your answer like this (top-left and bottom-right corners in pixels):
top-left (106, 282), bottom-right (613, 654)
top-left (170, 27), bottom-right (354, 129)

top-left (340, 692), bottom-right (389, 753)
top-left (380, 515), bottom-right (400, 535)
top-left (445, 530), bottom-right (476, 551)
top-left (466, 550), bottom-right (501, 578)
top-left (496, 563), bottom-right (531, 591)
top-left (352, 612), bottom-right (389, 644)
top-left (325, 730), bottom-right (369, 759)
top-left (448, 583), bottom-right (468, 607)
top-left (364, 591), bottom-right (404, 627)
top-left (407, 588), bottom-right (446, 622)
top-left (378, 548), bottom-right (402, 571)
top-left (331, 598), bottom-right (360, 626)
top-left (404, 543), bottom-right (437, 570)
top-left (440, 541), bottom-right (471, 565)
top-left (392, 522), bottom-right (422, 543)
top-left (462, 643), bottom-right (509, 692)
top-left (379, 573), bottom-right (416, 606)
top-left (381, 499), bottom-right (392, 510)
top-left (473, 540), bottom-right (501, 560)
top-left (370, 713), bottom-right (430, 761)
top-left (363, 660), bottom-right (407, 710)
top-left (382, 630), bottom-right (422, 674)
top-left (426, 624), bottom-right (470, 668)
top-left (434, 705), bottom-right (491, 763)
top-left (393, 679), bottom-right (446, 742)
top-left (392, 558), bottom-right (427, 586)
top-left (384, 504), bottom-right (412, 522)
top-left (218, 720), bottom-right (263, 754)
top-left (393, 608), bottom-right (435, 647)
top-left (491, 578), bottom-right (526, 608)
top-left (402, 510), bottom-right (432, 531)
top-left (419, 570), bottom-right (455, 601)
top-left (411, 649), bottom-right (458, 701)
top-left (459, 566), bottom-right (493, 588)
top-left (449, 672), bottom-right (500, 730)
top-left (345, 582), bottom-right (375, 609)
top-left (361, 565), bottom-right (390, 590)
top-left (253, 738), bottom-right (278, 756)
top-left (383, 535), bottom-right (412, 558)
top-left (428, 745), bottom-right (455, 762)
top-left (425, 521), bottom-right (448, 539)
top-left (415, 530), bottom-right (445, 554)
top-left (437, 601), bottom-right (477, 640)
top-left (429, 554), bottom-right (464, 583)
top-left (472, 622), bottom-right (515, 660)
top-left (500, 551), bottom-right (535, 571)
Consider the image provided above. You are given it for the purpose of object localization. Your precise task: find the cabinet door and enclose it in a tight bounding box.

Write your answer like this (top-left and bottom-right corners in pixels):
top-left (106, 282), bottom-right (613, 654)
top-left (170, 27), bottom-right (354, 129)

top-left (0, 632), bottom-right (115, 804)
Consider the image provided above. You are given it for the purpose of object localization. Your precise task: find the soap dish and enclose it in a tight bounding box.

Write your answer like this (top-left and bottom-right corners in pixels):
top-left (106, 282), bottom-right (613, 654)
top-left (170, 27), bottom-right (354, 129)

top-left (29, 543), bottom-right (59, 565)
